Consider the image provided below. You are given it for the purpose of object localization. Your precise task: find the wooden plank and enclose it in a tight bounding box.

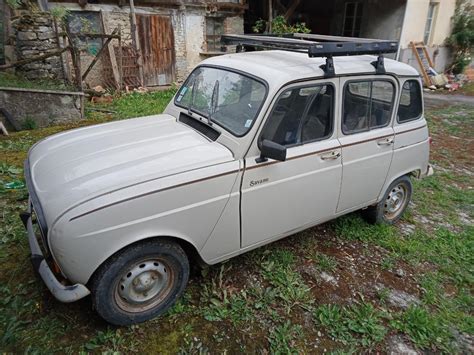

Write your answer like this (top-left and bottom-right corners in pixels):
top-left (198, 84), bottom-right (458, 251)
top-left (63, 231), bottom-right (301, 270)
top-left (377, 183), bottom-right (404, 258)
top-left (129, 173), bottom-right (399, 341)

top-left (130, 0), bottom-right (144, 86)
top-left (0, 47), bottom-right (70, 69)
top-left (101, 10), bottom-right (120, 90)
top-left (118, 25), bottom-right (123, 91)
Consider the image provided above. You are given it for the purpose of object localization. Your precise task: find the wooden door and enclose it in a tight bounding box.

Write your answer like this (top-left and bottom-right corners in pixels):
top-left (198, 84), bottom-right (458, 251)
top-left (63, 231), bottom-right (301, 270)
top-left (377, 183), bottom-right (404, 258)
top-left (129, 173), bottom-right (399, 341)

top-left (137, 15), bottom-right (175, 86)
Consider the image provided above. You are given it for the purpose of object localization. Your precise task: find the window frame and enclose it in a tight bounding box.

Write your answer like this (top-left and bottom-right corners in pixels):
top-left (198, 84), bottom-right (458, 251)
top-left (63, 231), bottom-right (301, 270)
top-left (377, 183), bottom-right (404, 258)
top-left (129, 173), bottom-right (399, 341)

top-left (205, 16), bottom-right (225, 52)
top-left (342, 78), bottom-right (396, 136)
top-left (258, 82), bottom-right (336, 149)
top-left (396, 79), bottom-right (423, 124)
top-left (424, 3), bottom-right (438, 45)
top-left (173, 64), bottom-right (269, 138)
top-left (343, 1), bottom-right (363, 37)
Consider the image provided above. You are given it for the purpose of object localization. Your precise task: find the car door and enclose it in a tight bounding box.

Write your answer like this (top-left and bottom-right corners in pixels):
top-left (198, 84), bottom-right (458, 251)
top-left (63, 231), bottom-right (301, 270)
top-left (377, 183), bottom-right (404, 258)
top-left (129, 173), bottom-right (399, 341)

top-left (337, 77), bottom-right (397, 212)
top-left (241, 81), bottom-right (342, 248)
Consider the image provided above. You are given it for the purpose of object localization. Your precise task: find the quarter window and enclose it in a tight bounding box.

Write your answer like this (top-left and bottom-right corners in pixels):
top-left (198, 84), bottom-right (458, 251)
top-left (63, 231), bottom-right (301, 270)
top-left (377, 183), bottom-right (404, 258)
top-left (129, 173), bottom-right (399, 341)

top-left (397, 80), bottom-right (423, 123)
top-left (261, 84), bottom-right (334, 147)
top-left (343, 80), bottom-right (394, 134)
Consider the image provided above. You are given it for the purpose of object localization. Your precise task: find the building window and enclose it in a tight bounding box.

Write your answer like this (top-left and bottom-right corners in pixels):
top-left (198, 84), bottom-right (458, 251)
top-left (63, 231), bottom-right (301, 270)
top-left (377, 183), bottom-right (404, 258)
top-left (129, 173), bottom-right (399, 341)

top-left (66, 11), bottom-right (104, 55)
top-left (206, 17), bottom-right (224, 52)
top-left (424, 3), bottom-right (438, 44)
top-left (343, 2), bottom-right (363, 37)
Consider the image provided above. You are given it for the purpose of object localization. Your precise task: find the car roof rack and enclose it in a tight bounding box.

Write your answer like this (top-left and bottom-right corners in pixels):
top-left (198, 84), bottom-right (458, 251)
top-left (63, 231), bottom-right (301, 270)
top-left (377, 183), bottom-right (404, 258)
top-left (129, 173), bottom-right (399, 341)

top-left (221, 34), bottom-right (399, 78)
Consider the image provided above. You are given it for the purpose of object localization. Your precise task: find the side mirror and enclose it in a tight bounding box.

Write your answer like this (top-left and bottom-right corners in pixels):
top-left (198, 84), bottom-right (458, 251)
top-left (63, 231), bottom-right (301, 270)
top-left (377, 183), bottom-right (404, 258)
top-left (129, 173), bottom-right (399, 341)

top-left (257, 139), bottom-right (287, 163)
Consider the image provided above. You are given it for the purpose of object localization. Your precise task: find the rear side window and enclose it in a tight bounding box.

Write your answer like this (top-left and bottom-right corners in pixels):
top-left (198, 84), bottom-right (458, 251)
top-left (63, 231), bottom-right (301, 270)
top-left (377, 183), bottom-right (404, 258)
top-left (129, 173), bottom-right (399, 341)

top-left (261, 84), bottom-right (334, 147)
top-left (343, 80), bottom-right (395, 134)
top-left (397, 80), bottom-right (423, 123)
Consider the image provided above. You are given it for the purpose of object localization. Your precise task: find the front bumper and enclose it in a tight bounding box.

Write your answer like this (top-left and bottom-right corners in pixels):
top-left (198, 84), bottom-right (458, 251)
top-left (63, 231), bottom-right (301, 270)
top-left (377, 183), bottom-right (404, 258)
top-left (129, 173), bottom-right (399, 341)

top-left (22, 199), bottom-right (90, 303)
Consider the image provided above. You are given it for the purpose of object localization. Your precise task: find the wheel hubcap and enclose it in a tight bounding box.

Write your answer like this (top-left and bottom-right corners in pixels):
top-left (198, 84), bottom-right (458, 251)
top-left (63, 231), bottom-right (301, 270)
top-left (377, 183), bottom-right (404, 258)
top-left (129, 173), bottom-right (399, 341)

top-left (384, 184), bottom-right (407, 220)
top-left (115, 259), bottom-right (173, 312)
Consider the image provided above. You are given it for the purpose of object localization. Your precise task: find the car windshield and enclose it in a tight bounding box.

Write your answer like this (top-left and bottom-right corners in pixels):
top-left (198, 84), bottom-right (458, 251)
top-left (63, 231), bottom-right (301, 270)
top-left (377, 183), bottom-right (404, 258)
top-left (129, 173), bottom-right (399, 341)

top-left (174, 67), bottom-right (267, 136)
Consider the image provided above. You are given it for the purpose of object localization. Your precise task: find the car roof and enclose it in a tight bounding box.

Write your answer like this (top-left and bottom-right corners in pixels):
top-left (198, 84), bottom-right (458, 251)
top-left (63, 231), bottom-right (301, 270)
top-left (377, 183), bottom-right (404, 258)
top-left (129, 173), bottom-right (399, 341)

top-left (201, 50), bottom-right (420, 87)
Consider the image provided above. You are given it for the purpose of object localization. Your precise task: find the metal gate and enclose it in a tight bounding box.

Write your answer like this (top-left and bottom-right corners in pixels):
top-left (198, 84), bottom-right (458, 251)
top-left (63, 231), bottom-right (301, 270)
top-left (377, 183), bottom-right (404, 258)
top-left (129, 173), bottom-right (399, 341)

top-left (137, 15), bottom-right (176, 86)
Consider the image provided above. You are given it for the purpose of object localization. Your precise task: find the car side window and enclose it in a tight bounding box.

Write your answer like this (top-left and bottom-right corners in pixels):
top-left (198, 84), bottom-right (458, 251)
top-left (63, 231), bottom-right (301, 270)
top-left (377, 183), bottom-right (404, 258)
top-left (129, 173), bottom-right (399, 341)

top-left (397, 80), bottom-right (423, 123)
top-left (343, 80), bottom-right (395, 134)
top-left (261, 84), bottom-right (334, 147)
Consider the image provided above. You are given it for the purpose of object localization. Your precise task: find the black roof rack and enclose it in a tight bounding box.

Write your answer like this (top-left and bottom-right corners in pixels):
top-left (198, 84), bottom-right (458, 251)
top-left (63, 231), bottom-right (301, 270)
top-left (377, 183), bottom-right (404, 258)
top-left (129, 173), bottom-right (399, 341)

top-left (221, 34), bottom-right (399, 78)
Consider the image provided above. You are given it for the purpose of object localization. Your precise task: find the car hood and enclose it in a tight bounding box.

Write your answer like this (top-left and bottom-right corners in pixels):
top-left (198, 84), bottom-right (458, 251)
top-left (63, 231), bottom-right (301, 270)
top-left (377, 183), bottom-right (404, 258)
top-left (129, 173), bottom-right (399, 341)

top-left (26, 114), bottom-right (233, 227)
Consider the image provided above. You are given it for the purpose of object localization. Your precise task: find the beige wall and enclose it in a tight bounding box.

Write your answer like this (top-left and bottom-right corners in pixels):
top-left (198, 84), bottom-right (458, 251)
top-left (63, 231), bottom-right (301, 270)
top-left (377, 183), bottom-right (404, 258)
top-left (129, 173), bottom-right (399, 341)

top-left (399, 0), bottom-right (456, 48)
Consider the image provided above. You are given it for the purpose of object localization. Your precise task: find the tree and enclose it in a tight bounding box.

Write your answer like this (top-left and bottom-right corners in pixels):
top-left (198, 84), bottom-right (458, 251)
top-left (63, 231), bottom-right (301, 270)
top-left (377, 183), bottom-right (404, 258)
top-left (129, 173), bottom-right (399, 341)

top-left (447, 1), bottom-right (474, 74)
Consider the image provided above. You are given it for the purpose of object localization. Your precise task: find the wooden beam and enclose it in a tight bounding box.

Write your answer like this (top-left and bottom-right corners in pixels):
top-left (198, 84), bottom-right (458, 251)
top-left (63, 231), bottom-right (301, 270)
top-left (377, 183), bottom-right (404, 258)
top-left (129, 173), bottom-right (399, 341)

top-left (284, 0), bottom-right (301, 20)
top-left (81, 29), bottom-right (118, 81)
top-left (101, 11), bottom-right (120, 90)
top-left (0, 47), bottom-right (70, 69)
top-left (268, 0), bottom-right (273, 33)
top-left (129, 0), bottom-right (144, 87)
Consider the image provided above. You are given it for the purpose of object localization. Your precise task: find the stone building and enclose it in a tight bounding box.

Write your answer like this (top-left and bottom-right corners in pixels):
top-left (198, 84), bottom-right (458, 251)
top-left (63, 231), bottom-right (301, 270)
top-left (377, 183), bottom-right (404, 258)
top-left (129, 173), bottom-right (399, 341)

top-left (0, 0), bottom-right (246, 87)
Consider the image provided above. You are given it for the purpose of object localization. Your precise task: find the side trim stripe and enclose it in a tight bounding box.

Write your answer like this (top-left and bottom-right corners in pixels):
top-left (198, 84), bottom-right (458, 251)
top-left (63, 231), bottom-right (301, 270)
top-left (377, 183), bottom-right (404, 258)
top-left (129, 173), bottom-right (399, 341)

top-left (70, 124), bottom-right (426, 221)
top-left (69, 169), bottom-right (239, 221)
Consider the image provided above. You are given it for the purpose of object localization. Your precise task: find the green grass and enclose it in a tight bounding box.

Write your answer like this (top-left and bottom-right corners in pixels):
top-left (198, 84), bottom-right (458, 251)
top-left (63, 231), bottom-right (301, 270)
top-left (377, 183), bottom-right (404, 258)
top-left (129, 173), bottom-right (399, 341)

top-left (314, 302), bottom-right (387, 347)
top-left (87, 88), bottom-right (177, 120)
top-left (0, 98), bottom-right (472, 353)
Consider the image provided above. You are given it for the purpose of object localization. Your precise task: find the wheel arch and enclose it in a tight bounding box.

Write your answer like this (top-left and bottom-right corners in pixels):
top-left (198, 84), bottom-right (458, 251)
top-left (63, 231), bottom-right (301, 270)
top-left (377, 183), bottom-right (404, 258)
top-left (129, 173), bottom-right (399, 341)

top-left (377, 169), bottom-right (418, 204)
top-left (85, 235), bottom-right (206, 287)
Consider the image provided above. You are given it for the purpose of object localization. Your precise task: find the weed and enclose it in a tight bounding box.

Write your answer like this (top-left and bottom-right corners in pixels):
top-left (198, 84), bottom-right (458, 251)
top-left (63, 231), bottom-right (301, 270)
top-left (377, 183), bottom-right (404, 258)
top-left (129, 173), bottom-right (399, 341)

top-left (261, 249), bottom-right (313, 312)
top-left (200, 265), bottom-right (253, 323)
top-left (391, 306), bottom-right (452, 351)
top-left (377, 287), bottom-right (391, 304)
top-left (314, 302), bottom-right (387, 347)
top-left (83, 329), bottom-right (125, 352)
top-left (21, 117), bottom-right (37, 130)
top-left (308, 251), bottom-right (338, 272)
top-left (268, 320), bottom-right (303, 355)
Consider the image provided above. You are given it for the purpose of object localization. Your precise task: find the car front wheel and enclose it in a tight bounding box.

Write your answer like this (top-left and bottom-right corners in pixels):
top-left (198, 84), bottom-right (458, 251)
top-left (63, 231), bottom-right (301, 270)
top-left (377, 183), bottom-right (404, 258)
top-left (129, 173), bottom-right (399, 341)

top-left (90, 239), bottom-right (189, 326)
top-left (362, 175), bottom-right (412, 225)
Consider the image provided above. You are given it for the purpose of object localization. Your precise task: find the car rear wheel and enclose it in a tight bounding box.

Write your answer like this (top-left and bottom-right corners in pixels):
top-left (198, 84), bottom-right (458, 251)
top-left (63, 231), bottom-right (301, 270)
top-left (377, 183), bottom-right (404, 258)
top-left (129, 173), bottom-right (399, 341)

top-left (362, 175), bottom-right (412, 225)
top-left (90, 239), bottom-right (189, 326)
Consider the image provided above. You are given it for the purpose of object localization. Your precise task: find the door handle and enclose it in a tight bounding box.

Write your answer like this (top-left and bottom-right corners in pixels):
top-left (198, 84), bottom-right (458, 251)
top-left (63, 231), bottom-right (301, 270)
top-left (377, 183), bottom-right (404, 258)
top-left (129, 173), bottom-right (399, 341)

top-left (377, 137), bottom-right (394, 146)
top-left (320, 150), bottom-right (341, 160)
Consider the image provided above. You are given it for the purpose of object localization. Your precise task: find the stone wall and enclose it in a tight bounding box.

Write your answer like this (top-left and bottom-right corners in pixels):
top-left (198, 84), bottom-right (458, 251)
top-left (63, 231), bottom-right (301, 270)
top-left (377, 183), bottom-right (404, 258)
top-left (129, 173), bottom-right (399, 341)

top-left (0, 87), bottom-right (83, 129)
top-left (12, 13), bottom-right (64, 80)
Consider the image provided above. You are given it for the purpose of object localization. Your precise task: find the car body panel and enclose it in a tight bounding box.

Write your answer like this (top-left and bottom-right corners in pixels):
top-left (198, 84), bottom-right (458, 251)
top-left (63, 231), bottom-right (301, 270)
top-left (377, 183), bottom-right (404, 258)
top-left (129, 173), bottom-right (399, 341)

top-left (27, 114), bottom-right (234, 228)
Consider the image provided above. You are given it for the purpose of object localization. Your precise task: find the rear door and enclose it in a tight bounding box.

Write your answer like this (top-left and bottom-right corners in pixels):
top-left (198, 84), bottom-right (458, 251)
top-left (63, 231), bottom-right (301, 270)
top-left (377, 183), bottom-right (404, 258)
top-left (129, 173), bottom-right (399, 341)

top-left (337, 77), bottom-right (398, 212)
top-left (241, 81), bottom-right (342, 248)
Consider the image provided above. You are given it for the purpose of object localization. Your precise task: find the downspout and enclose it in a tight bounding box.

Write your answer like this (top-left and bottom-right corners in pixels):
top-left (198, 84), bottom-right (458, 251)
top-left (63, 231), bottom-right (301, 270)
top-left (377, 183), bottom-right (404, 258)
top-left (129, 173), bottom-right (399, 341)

top-left (396, 1), bottom-right (409, 61)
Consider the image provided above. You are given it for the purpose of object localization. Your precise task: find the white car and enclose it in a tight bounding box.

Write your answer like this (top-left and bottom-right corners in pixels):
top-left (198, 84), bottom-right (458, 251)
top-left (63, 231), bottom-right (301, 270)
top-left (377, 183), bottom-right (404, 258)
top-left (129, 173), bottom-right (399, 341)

top-left (22, 35), bottom-right (433, 325)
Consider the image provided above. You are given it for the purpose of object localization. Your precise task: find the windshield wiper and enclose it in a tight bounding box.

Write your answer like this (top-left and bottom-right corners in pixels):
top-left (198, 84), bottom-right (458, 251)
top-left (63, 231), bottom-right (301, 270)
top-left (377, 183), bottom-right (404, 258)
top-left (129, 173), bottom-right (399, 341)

top-left (187, 77), bottom-right (196, 116)
top-left (208, 80), bottom-right (219, 126)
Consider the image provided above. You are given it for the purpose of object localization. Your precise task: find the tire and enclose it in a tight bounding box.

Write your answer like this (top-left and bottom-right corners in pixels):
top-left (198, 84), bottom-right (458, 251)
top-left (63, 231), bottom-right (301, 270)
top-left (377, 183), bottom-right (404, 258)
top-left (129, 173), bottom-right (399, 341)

top-left (362, 175), bottom-right (412, 225)
top-left (90, 239), bottom-right (189, 326)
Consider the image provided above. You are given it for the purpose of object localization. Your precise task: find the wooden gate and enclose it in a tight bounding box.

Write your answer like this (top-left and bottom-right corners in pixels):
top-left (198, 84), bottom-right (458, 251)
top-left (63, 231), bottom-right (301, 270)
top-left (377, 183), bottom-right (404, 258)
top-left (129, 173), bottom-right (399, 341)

top-left (137, 15), bottom-right (175, 86)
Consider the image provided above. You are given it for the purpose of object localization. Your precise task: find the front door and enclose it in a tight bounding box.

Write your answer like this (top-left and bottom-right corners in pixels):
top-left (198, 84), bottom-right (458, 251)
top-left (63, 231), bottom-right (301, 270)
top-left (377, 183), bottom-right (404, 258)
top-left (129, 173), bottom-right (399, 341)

top-left (241, 82), bottom-right (342, 248)
top-left (137, 15), bottom-right (175, 86)
top-left (337, 77), bottom-right (397, 212)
